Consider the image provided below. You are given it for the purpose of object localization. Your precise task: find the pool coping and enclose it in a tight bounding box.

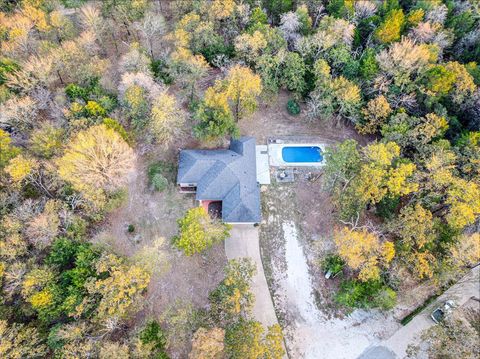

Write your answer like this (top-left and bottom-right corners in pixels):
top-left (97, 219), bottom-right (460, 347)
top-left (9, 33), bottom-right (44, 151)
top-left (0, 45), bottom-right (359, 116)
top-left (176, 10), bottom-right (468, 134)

top-left (268, 143), bottom-right (327, 167)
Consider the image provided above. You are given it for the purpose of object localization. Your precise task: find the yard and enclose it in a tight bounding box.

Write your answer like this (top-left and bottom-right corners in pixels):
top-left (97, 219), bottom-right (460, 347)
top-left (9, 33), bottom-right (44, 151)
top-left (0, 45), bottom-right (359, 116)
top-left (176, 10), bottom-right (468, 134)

top-left (94, 142), bottom-right (228, 358)
top-left (96, 92), bottom-right (440, 358)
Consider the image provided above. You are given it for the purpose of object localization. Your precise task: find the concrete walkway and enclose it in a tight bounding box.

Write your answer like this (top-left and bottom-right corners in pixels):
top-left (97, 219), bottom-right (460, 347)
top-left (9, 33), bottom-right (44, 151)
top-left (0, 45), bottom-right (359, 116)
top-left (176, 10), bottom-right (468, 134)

top-left (225, 225), bottom-right (279, 327)
top-left (358, 265), bottom-right (480, 359)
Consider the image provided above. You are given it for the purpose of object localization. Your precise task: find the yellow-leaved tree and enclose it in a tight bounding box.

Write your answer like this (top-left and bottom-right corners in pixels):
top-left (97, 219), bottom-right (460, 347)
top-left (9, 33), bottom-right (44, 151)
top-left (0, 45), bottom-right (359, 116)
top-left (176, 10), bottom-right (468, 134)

top-left (83, 253), bottom-right (150, 320)
top-left (149, 92), bottom-right (186, 147)
top-left (450, 233), bottom-right (480, 268)
top-left (56, 124), bottom-right (134, 203)
top-left (353, 142), bottom-right (418, 206)
top-left (214, 65), bottom-right (263, 122)
top-left (357, 95), bottom-right (392, 135)
top-left (334, 227), bottom-right (395, 282)
top-left (189, 327), bottom-right (225, 359)
top-left (391, 204), bottom-right (437, 279)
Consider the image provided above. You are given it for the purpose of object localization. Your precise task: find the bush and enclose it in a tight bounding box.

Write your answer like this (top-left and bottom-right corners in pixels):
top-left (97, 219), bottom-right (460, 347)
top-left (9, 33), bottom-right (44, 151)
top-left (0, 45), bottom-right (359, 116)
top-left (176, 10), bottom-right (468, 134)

top-left (321, 254), bottom-right (345, 276)
top-left (127, 224), bottom-right (135, 233)
top-left (336, 279), bottom-right (396, 310)
top-left (151, 173), bottom-right (168, 192)
top-left (65, 83), bottom-right (88, 101)
top-left (139, 320), bottom-right (169, 358)
top-left (286, 99), bottom-right (300, 115)
top-left (151, 59), bottom-right (173, 85)
top-left (148, 161), bottom-right (175, 187)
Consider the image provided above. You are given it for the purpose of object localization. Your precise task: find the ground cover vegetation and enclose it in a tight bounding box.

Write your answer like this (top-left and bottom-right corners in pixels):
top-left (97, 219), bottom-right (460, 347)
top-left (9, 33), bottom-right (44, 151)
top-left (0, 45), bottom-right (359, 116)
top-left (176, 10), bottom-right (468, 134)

top-left (0, 0), bottom-right (478, 356)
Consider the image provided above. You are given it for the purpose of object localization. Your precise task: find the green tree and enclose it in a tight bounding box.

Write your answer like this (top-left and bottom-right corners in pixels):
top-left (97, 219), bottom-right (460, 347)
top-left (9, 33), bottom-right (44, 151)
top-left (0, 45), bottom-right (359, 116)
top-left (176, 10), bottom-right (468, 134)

top-left (262, 0), bottom-right (293, 24)
top-left (173, 207), bottom-right (231, 256)
top-left (194, 88), bottom-right (239, 142)
top-left (0, 128), bottom-right (19, 169)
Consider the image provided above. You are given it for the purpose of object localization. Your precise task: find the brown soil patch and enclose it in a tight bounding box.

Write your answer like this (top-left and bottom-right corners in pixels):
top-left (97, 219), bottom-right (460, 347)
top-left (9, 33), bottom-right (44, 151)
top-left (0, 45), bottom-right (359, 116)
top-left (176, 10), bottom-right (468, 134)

top-left (239, 90), bottom-right (369, 146)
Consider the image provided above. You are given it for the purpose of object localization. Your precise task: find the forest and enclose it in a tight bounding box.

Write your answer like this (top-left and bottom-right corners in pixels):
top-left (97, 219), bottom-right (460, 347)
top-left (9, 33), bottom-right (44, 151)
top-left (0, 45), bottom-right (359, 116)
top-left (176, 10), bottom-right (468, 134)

top-left (0, 0), bottom-right (479, 358)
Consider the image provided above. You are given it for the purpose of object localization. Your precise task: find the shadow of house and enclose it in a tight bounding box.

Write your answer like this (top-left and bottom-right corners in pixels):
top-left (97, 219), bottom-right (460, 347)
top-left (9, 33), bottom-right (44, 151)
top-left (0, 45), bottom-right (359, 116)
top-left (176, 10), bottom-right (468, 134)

top-left (177, 137), bottom-right (261, 225)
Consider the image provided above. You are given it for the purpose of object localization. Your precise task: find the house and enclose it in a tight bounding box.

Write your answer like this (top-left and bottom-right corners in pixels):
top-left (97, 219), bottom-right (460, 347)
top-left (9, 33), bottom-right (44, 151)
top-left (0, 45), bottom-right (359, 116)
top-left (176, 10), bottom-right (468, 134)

top-left (177, 137), bottom-right (261, 225)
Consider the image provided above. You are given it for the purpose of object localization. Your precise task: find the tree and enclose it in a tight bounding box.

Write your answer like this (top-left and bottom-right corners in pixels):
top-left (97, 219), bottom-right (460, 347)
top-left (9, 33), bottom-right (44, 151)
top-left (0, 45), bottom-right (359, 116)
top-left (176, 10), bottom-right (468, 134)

top-left (149, 92), bottom-right (186, 147)
top-left (262, 0), bottom-right (293, 24)
top-left (194, 87), bottom-right (238, 141)
top-left (56, 124), bottom-right (135, 201)
top-left (376, 38), bottom-right (432, 86)
top-left (209, 258), bottom-right (256, 322)
top-left (29, 123), bottom-right (64, 158)
top-left (137, 11), bottom-right (167, 59)
top-left (0, 320), bottom-right (48, 358)
top-left (450, 233), bottom-right (480, 269)
top-left (189, 327), bottom-right (225, 359)
top-left (51, 31), bottom-right (108, 86)
top-left (280, 51), bottom-right (306, 95)
top-left (0, 129), bottom-right (20, 169)
top-left (390, 204), bottom-right (437, 279)
top-left (334, 227), bottom-right (394, 282)
top-left (84, 253), bottom-right (150, 320)
top-left (118, 43), bottom-right (152, 75)
top-left (307, 61), bottom-right (361, 122)
top-left (375, 9), bottom-right (405, 44)
top-left (225, 319), bottom-right (285, 359)
top-left (381, 112), bottom-right (449, 152)
top-left (234, 31), bottom-right (267, 65)
top-left (323, 139), bottom-right (361, 191)
top-left (409, 311), bottom-right (480, 359)
top-left (0, 95), bottom-right (38, 130)
top-left (25, 199), bottom-right (60, 249)
top-left (214, 65), bottom-right (262, 122)
top-left (5, 154), bottom-right (37, 184)
top-left (173, 207), bottom-right (231, 256)
top-left (169, 47), bottom-right (209, 102)
top-left (357, 95), bottom-right (392, 134)
top-left (325, 141), bottom-right (417, 219)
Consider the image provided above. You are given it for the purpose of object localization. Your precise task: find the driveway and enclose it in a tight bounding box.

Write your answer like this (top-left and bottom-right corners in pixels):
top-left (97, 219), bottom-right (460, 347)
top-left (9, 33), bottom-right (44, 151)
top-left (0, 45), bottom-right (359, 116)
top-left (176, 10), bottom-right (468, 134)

top-left (358, 265), bottom-right (480, 359)
top-left (224, 224), bottom-right (279, 327)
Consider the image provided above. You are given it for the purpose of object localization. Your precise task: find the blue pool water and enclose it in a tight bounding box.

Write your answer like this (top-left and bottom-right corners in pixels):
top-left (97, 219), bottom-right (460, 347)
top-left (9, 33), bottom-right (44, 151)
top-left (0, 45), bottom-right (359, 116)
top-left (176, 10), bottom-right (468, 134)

top-left (282, 146), bottom-right (323, 163)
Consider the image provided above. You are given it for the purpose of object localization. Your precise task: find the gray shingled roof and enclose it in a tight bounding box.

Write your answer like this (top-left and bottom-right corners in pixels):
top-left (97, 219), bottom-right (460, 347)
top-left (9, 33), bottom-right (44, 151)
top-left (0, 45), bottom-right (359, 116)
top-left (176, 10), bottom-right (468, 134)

top-left (177, 137), bottom-right (261, 223)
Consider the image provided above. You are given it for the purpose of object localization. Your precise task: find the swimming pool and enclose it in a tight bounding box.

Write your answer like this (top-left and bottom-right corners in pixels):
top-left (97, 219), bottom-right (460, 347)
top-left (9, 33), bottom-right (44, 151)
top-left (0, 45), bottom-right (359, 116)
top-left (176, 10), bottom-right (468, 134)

top-left (282, 146), bottom-right (323, 163)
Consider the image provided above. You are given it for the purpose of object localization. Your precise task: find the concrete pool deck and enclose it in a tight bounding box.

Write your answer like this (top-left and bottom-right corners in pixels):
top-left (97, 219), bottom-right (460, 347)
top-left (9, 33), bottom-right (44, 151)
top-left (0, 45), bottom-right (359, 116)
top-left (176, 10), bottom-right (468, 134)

top-left (268, 143), bottom-right (327, 167)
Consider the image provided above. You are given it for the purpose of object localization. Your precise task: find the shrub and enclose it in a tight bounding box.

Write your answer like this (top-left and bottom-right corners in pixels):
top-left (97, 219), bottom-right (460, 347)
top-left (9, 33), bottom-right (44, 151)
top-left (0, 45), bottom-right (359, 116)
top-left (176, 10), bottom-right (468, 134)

top-left (127, 224), bottom-right (135, 233)
top-left (336, 279), bottom-right (396, 310)
top-left (83, 101), bottom-right (106, 118)
top-left (147, 161), bottom-right (175, 191)
top-left (286, 99), bottom-right (300, 115)
top-left (321, 254), bottom-right (345, 276)
top-left (151, 59), bottom-right (173, 85)
top-left (138, 320), bottom-right (169, 358)
top-left (65, 83), bottom-right (88, 101)
top-left (151, 173), bottom-right (168, 192)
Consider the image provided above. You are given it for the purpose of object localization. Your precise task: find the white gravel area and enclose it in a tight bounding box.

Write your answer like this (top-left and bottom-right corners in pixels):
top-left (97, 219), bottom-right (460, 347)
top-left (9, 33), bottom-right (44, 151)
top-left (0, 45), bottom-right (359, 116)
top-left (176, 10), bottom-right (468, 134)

top-left (277, 221), bottom-right (400, 359)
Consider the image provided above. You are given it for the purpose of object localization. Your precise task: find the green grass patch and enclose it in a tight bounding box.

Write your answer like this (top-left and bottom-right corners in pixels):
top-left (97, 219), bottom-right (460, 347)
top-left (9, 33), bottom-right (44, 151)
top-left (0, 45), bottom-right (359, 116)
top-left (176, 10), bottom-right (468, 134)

top-left (401, 294), bottom-right (439, 326)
